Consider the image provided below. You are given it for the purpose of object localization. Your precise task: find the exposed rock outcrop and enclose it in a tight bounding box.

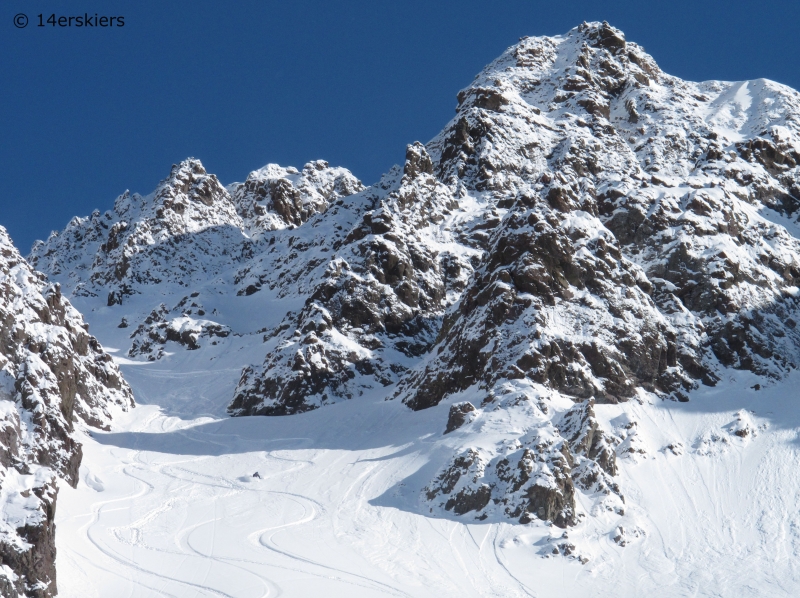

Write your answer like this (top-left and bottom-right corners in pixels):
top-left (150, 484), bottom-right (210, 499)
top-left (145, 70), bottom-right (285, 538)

top-left (0, 227), bottom-right (133, 596)
top-left (231, 160), bottom-right (364, 236)
top-left (127, 298), bottom-right (231, 360)
top-left (444, 401), bottom-right (476, 434)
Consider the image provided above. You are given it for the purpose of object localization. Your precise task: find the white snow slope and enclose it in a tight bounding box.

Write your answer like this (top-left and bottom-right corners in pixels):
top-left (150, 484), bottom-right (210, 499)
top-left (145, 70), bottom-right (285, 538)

top-left (56, 358), bottom-right (800, 597)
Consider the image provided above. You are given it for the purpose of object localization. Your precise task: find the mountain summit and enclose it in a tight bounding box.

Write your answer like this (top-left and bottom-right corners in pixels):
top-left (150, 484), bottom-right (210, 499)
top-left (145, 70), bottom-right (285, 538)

top-left (27, 20), bottom-right (800, 569)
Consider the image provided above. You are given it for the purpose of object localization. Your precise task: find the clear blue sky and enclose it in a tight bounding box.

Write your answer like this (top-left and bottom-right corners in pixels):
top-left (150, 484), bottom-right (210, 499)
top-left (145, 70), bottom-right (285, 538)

top-left (2, 0), bottom-right (798, 253)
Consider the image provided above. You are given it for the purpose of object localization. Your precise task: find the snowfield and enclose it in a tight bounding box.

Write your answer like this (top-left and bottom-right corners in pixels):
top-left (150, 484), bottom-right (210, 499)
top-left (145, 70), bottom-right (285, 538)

top-left (56, 356), bottom-right (800, 597)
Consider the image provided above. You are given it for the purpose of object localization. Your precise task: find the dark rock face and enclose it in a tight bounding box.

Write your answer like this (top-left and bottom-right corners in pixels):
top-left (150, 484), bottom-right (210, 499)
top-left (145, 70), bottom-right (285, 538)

top-left (424, 449), bottom-right (493, 516)
top-left (422, 393), bottom-right (624, 526)
top-left (444, 401), bottom-right (476, 434)
top-left (0, 227), bottom-right (133, 596)
top-left (230, 150), bottom-right (452, 416)
top-left (230, 160), bottom-right (365, 235)
top-left (561, 399), bottom-right (617, 476)
top-left (0, 481), bottom-right (58, 598)
top-left (495, 445), bottom-right (577, 527)
top-left (403, 142), bottom-right (434, 179)
top-left (396, 197), bottom-right (698, 411)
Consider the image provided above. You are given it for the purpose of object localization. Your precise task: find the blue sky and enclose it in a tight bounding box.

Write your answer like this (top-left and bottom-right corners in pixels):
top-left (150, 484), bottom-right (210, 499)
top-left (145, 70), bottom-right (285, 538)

top-left (2, 0), bottom-right (798, 252)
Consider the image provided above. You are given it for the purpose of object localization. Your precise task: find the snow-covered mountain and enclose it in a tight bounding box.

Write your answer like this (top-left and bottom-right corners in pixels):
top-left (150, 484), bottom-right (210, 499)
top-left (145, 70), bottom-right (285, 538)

top-left (0, 227), bottom-right (132, 597)
top-left (19, 21), bottom-right (800, 595)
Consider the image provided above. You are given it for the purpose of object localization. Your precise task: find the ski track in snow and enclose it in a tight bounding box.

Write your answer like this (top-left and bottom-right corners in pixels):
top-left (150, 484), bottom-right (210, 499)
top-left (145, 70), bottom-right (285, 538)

top-left (56, 388), bottom-right (570, 597)
top-left (47, 222), bottom-right (800, 598)
top-left (55, 367), bottom-right (800, 597)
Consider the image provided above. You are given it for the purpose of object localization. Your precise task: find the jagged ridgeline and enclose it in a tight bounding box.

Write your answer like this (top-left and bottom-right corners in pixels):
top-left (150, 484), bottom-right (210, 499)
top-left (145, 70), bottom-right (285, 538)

top-left (31, 22), bottom-right (800, 528)
top-left (0, 227), bottom-right (133, 597)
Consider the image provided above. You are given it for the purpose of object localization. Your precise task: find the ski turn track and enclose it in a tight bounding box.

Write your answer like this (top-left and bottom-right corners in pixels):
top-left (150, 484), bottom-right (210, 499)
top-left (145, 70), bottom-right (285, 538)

top-left (54, 395), bottom-right (558, 597)
top-left (55, 365), bottom-right (800, 597)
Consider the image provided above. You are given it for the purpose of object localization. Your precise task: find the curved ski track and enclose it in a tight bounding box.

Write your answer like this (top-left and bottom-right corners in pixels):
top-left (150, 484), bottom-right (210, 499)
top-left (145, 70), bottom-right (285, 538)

top-left (56, 406), bottom-right (541, 597)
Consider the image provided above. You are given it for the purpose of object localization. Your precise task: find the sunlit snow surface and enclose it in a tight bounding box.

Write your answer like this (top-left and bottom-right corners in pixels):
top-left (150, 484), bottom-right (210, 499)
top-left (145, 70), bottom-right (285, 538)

top-left (56, 344), bottom-right (800, 597)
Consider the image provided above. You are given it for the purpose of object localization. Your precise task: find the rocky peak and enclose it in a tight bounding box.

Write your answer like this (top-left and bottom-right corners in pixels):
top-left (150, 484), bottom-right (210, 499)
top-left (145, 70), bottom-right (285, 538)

top-left (403, 142), bottom-right (434, 179)
top-left (231, 22), bottom-right (800, 523)
top-left (29, 158), bottom-right (363, 307)
top-left (153, 159), bottom-right (233, 216)
top-left (229, 160), bottom-right (364, 236)
top-left (424, 20), bottom-right (800, 387)
top-left (29, 22), bottom-right (800, 533)
top-left (119, 158), bottom-right (242, 243)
